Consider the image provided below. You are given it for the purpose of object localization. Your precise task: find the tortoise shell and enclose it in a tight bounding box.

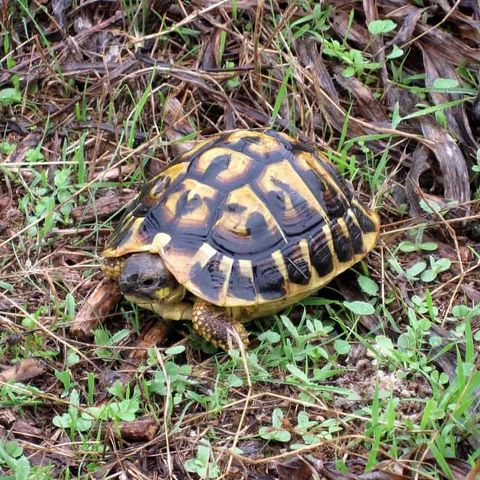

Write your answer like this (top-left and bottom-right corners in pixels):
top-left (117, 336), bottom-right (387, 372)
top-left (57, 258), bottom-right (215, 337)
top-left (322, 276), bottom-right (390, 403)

top-left (102, 130), bottom-right (380, 307)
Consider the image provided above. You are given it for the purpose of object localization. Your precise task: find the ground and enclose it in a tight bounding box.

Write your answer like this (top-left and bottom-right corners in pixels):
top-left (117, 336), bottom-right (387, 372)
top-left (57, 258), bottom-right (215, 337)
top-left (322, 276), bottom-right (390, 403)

top-left (0, 1), bottom-right (480, 479)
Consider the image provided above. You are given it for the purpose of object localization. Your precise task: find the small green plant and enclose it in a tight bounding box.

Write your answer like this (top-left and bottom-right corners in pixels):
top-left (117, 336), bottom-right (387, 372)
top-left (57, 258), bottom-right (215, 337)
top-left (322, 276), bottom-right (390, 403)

top-left (0, 439), bottom-right (34, 480)
top-left (279, 313), bottom-right (334, 348)
top-left (343, 300), bottom-right (375, 315)
top-left (322, 38), bottom-right (382, 78)
top-left (184, 439), bottom-right (220, 479)
top-left (93, 328), bottom-right (130, 360)
top-left (472, 148), bottom-right (480, 173)
top-left (398, 240), bottom-right (438, 253)
top-left (357, 274), bottom-right (379, 296)
top-left (290, 3), bottom-right (331, 40)
top-left (54, 369), bottom-right (75, 397)
top-left (412, 293), bottom-right (439, 320)
top-left (367, 19), bottom-right (397, 35)
top-left (0, 87), bottom-right (21, 105)
top-left (52, 390), bottom-right (92, 435)
top-left (17, 164), bottom-right (77, 238)
top-left (419, 198), bottom-right (459, 215)
top-left (404, 257), bottom-right (451, 282)
top-left (420, 257), bottom-right (451, 282)
top-left (0, 141), bottom-right (16, 154)
top-left (147, 349), bottom-right (195, 406)
top-left (259, 409), bottom-right (343, 447)
top-left (259, 408), bottom-right (291, 442)
top-left (405, 261), bottom-right (427, 281)
top-left (293, 411), bottom-right (319, 445)
top-left (292, 412), bottom-right (342, 448)
top-left (53, 383), bottom-right (141, 437)
top-left (224, 61), bottom-right (241, 90)
top-left (386, 44), bottom-right (404, 60)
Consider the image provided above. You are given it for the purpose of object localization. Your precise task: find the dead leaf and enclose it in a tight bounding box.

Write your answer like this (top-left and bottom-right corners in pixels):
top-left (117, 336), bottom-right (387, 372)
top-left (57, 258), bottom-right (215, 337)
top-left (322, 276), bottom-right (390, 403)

top-left (52, 0), bottom-right (71, 29)
top-left (386, 7), bottom-right (427, 46)
top-left (295, 39), bottom-right (344, 133)
top-left (418, 26), bottom-right (480, 66)
top-left (329, 8), bottom-right (369, 47)
top-left (461, 284), bottom-right (480, 304)
top-left (422, 48), bottom-right (477, 150)
top-left (161, 96), bottom-right (197, 157)
top-left (278, 456), bottom-right (410, 479)
top-left (406, 120), bottom-right (470, 218)
top-left (0, 358), bottom-right (46, 383)
top-left (420, 118), bottom-right (470, 213)
top-left (334, 72), bottom-right (389, 123)
top-left (200, 28), bottom-right (223, 70)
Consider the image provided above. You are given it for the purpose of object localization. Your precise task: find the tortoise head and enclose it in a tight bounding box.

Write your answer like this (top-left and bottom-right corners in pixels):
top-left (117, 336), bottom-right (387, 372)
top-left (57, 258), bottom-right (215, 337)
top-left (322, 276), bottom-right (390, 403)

top-left (102, 253), bottom-right (186, 305)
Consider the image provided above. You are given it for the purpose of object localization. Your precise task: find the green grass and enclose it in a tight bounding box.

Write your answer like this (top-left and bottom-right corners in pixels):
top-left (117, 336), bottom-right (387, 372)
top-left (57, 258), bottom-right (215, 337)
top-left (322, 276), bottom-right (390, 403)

top-left (0, 1), bottom-right (479, 478)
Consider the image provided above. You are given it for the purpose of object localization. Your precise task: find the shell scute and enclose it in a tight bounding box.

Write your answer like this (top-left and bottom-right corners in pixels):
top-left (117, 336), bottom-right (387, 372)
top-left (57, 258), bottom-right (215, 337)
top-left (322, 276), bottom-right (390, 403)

top-left (211, 185), bottom-right (284, 256)
top-left (188, 252), bottom-right (232, 304)
top-left (283, 242), bottom-right (312, 285)
top-left (330, 219), bottom-right (354, 264)
top-left (308, 227), bottom-right (335, 278)
top-left (253, 255), bottom-right (286, 300)
top-left (345, 210), bottom-right (366, 256)
top-left (227, 259), bottom-right (257, 303)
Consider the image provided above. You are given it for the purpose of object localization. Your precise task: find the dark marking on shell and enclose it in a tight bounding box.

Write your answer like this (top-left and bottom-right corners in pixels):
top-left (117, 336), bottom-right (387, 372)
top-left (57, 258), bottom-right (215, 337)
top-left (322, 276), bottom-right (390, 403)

top-left (151, 175), bottom-right (172, 198)
top-left (227, 203), bottom-right (247, 214)
top-left (202, 154), bottom-right (232, 180)
top-left (168, 231), bottom-right (207, 254)
top-left (345, 214), bottom-right (365, 255)
top-left (309, 229), bottom-right (334, 277)
top-left (284, 244), bottom-right (311, 285)
top-left (224, 134), bottom-right (265, 158)
top-left (190, 252), bottom-right (227, 302)
top-left (105, 214), bottom-right (136, 250)
top-left (253, 258), bottom-right (285, 299)
top-left (139, 207), bottom-right (164, 241)
top-left (245, 211), bottom-right (268, 238)
top-left (254, 180), bottom-right (324, 238)
top-left (330, 220), bottom-right (353, 263)
top-left (131, 202), bottom-right (151, 218)
top-left (313, 154), bottom-right (353, 202)
top-left (211, 208), bottom-right (284, 256)
top-left (322, 183), bottom-right (348, 219)
top-left (353, 203), bottom-right (377, 233)
top-left (176, 191), bottom-right (204, 216)
top-left (228, 260), bottom-right (257, 301)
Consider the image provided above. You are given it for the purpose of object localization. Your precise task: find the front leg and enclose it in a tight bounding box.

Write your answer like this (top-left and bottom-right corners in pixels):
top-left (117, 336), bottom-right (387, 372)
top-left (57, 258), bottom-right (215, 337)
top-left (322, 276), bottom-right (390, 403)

top-left (192, 298), bottom-right (249, 351)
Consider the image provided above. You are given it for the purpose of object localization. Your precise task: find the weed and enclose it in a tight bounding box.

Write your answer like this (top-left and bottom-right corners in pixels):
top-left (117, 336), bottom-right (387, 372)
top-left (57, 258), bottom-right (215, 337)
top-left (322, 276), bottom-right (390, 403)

top-left (184, 439), bottom-right (220, 479)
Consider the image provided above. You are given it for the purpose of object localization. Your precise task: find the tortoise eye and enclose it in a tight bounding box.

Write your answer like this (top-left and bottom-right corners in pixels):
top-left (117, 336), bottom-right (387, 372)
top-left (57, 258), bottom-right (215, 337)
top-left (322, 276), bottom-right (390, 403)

top-left (141, 278), bottom-right (156, 288)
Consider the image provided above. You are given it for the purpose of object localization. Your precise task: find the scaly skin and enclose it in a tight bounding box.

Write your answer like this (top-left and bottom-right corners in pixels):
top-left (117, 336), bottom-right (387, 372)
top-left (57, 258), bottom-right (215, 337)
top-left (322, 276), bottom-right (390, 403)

top-left (192, 298), bottom-right (249, 351)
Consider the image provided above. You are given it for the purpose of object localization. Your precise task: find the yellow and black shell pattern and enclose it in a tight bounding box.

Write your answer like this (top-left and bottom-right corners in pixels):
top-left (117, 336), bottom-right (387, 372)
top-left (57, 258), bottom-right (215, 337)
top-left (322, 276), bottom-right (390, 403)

top-left (102, 130), bottom-right (380, 307)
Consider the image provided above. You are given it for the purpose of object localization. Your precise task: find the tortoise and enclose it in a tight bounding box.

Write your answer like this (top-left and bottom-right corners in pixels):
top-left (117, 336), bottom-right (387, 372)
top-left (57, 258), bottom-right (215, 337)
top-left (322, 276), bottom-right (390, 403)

top-left (101, 130), bottom-right (380, 350)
